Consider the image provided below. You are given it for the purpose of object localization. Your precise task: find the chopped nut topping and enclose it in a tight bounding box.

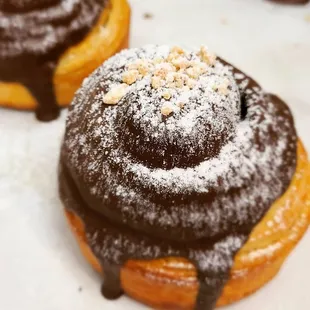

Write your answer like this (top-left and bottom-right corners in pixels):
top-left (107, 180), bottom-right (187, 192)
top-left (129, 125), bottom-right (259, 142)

top-left (122, 70), bottom-right (140, 85)
top-left (186, 63), bottom-right (207, 79)
top-left (167, 52), bottom-right (179, 63)
top-left (165, 72), bottom-right (175, 83)
top-left (110, 46), bottom-right (218, 109)
top-left (174, 73), bottom-right (189, 88)
top-left (217, 79), bottom-right (230, 95)
top-left (187, 78), bottom-right (196, 89)
top-left (198, 46), bottom-right (216, 66)
top-left (161, 104), bottom-right (173, 116)
top-left (103, 83), bottom-right (129, 105)
top-left (151, 76), bottom-right (162, 89)
top-left (170, 46), bottom-right (185, 55)
top-left (177, 102), bottom-right (185, 109)
top-left (154, 63), bottom-right (176, 79)
top-left (186, 67), bottom-right (198, 79)
top-left (128, 59), bottom-right (152, 76)
top-left (162, 90), bottom-right (172, 100)
top-left (171, 56), bottom-right (190, 70)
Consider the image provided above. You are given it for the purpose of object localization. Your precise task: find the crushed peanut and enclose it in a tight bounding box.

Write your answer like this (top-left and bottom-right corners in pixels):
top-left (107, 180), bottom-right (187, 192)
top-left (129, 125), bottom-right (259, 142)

top-left (128, 59), bottom-right (152, 76)
top-left (151, 76), bottom-right (162, 89)
top-left (154, 63), bottom-right (176, 79)
top-left (198, 46), bottom-right (216, 66)
top-left (177, 102), bottom-right (185, 109)
top-left (106, 46), bottom-right (219, 112)
top-left (171, 56), bottom-right (190, 70)
top-left (187, 78), bottom-right (196, 89)
top-left (170, 46), bottom-right (185, 55)
top-left (165, 72), bottom-right (175, 83)
top-left (103, 83), bottom-right (129, 105)
top-left (174, 73), bottom-right (188, 88)
top-left (162, 90), bottom-right (172, 100)
top-left (216, 79), bottom-right (231, 95)
top-left (122, 70), bottom-right (140, 85)
top-left (161, 104), bottom-right (173, 116)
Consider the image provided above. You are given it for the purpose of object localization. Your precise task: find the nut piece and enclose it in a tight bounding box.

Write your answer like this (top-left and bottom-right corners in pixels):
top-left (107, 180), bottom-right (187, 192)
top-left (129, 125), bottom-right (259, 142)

top-left (128, 59), bottom-right (152, 76)
top-left (217, 79), bottom-right (230, 95)
top-left (122, 70), bottom-right (140, 85)
top-left (165, 72), bottom-right (175, 83)
top-left (170, 46), bottom-right (185, 55)
top-left (186, 62), bottom-right (207, 79)
top-left (151, 76), bottom-right (162, 89)
top-left (177, 102), bottom-right (185, 109)
top-left (187, 78), bottom-right (196, 89)
top-left (174, 73), bottom-right (189, 88)
top-left (161, 104), bottom-right (173, 116)
top-left (198, 46), bottom-right (216, 66)
top-left (171, 56), bottom-right (190, 70)
top-left (162, 90), bottom-right (172, 100)
top-left (154, 63), bottom-right (176, 79)
top-left (103, 84), bottom-right (129, 105)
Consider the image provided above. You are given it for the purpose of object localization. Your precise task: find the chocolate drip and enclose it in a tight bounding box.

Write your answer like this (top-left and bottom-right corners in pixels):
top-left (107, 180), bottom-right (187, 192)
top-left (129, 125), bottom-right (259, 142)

top-left (0, 0), bottom-right (106, 121)
top-left (101, 263), bottom-right (123, 300)
top-left (59, 46), bottom-right (297, 310)
top-left (60, 162), bottom-right (245, 310)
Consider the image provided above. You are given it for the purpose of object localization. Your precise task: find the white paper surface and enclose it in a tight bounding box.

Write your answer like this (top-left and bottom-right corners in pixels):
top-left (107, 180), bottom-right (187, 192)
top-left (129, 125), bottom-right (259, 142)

top-left (0, 0), bottom-right (310, 309)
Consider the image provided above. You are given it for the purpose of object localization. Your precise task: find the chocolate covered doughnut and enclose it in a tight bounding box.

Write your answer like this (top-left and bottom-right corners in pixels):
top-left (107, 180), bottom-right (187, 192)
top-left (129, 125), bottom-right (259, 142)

top-left (0, 0), bottom-right (131, 121)
top-left (59, 46), bottom-right (307, 310)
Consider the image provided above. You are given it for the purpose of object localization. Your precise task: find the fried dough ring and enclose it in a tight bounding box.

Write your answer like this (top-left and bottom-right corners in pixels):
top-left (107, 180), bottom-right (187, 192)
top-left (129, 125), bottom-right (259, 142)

top-left (65, 141), bottom-right (309, 309)
top-left (0, 0), bottom-right (130, 110)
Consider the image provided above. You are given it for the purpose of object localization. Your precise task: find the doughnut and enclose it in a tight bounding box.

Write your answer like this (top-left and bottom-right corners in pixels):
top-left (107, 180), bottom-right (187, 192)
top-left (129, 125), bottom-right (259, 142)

top-left (0, 0), bottom-right (130, 121)
top-left (59, 45), bottom-right (309, 310)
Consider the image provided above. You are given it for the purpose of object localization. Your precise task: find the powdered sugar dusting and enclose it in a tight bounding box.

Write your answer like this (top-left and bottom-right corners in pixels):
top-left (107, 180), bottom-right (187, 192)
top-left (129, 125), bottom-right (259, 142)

top-left (64, 45), bottom-right (297, 242)
top-left (61, 45), bottom-right (297, 309)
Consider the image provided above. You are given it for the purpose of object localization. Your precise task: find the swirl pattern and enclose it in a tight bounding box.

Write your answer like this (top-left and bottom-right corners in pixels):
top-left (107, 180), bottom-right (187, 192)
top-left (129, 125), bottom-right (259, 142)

top-left (60, 45), bottom-right (297, 310)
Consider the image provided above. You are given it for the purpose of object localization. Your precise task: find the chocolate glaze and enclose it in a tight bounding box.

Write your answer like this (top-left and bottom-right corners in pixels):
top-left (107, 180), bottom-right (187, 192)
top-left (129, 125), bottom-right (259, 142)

top-left (59, 46), bottom-right (297, 310)
top-left (0, 0), bottom-right (106, 121)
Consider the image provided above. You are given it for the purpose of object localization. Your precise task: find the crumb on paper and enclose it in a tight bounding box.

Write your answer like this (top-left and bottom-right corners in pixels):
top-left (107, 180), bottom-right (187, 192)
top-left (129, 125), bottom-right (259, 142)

top-left (220, 17), bottom-right (229, 25)
top-left (143, 13), bottom-right (153, 20)
top-left (305, 14), bottom-right (310, 23)
top-left (78, 286), bottom-right (83, 292)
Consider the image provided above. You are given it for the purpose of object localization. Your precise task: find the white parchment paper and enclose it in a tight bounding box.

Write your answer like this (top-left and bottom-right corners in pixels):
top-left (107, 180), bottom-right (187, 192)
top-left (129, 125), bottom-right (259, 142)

top-left (0, 0), bottom-right (309, 309)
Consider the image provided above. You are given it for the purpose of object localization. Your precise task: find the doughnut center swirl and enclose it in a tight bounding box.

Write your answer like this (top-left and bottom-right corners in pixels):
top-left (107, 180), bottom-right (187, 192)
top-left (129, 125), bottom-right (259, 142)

top-left (117, 70), bottom-right (241, 169)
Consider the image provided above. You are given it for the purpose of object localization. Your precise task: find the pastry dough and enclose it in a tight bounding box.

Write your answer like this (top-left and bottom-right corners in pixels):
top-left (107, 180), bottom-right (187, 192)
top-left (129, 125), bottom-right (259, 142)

top-left (65, 141), bottom-right (309, 308)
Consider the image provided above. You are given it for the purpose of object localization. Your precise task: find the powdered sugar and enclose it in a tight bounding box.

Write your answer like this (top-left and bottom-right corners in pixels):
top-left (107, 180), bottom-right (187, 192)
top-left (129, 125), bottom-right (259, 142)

top-left (64, 45), bottom-right (297, 241)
